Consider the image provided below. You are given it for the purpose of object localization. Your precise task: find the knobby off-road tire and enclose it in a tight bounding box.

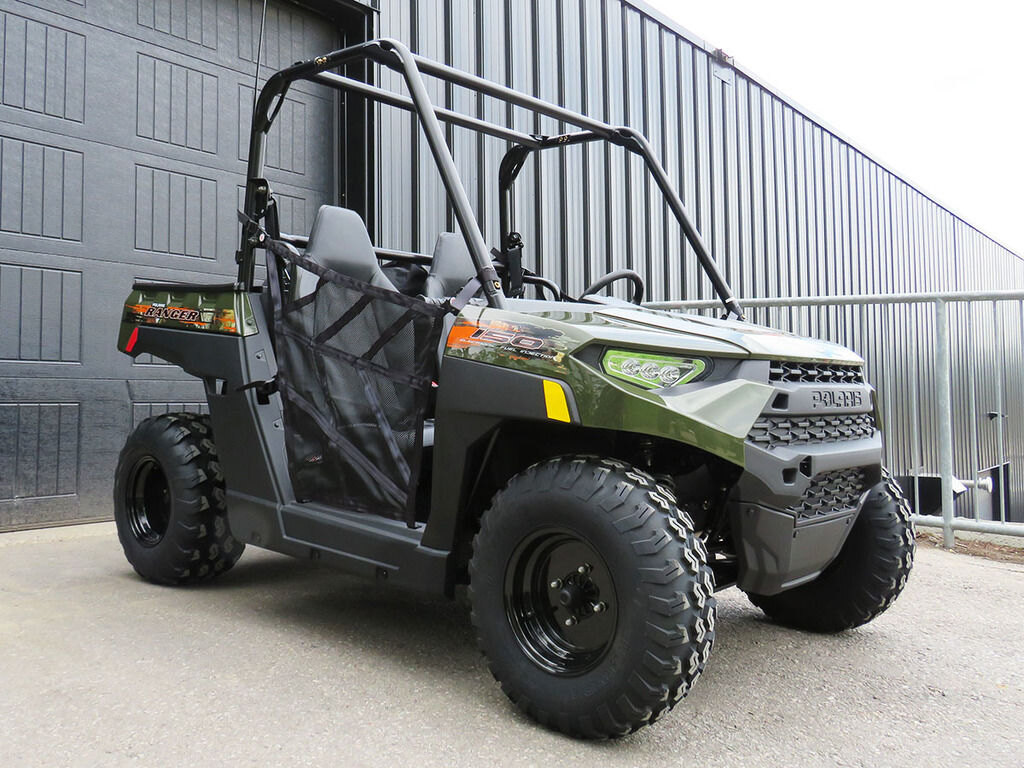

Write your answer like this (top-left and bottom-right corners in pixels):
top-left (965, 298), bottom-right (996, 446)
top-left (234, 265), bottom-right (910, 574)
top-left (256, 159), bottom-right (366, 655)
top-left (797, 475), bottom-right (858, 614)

top-left (114, 413), bottom-right (244, 585)
top-left (469, 456), bottom-right (716, 739)
top-left (747, 473), bottom-right (915, 633)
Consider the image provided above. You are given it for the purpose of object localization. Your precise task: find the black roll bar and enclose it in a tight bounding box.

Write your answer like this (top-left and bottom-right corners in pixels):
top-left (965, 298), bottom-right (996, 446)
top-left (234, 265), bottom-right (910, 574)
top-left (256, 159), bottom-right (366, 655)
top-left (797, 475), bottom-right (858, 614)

top-left (311, 72), bottom-right (544, 148)
top-left (239, 38), bottom-right (743, 320)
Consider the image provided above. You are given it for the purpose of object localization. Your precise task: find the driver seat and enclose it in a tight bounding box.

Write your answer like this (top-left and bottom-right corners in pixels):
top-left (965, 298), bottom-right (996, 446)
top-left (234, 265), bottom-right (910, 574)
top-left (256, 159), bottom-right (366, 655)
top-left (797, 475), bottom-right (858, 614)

top-left (421, 233), bottom-right (478, 450)
top-left (293, 206), bottom-right (397, 299)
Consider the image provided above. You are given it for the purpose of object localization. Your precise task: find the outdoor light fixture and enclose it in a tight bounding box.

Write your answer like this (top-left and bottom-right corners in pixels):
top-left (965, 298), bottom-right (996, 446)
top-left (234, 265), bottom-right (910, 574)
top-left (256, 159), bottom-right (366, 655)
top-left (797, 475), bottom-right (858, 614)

top-left (601, 350), bottom-right (708, 389)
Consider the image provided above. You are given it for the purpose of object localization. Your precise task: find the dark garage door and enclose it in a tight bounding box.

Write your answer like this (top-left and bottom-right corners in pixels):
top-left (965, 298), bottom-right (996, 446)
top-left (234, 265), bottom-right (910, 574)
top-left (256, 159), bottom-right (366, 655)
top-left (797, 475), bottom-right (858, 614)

top-left (0, 0), bottom-right (353, 528)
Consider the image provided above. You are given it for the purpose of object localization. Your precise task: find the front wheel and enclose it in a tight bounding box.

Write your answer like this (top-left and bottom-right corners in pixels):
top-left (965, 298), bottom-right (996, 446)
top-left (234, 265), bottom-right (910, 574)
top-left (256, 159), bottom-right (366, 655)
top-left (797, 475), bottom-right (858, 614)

top-left (469, 456), bottom-right (716, 739)
top-left (746, 473), bottom-right (915, 632)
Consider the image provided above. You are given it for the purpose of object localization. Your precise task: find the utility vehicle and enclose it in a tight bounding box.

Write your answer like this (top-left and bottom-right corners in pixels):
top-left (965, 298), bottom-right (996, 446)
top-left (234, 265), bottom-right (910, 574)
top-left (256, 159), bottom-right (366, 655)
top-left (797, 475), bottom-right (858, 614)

top-left (113, 39), bottom-right (914, 739)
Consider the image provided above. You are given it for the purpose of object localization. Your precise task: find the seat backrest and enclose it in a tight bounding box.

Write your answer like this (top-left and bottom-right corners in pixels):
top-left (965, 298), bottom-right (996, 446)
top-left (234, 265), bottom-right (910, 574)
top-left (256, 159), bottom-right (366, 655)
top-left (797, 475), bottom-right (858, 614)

top-left (288, 207), bottom-right (416, 432)
top-left (423, 232), bottom-right (477, 299)
top-left (301, 205), bottom-right (397, 292)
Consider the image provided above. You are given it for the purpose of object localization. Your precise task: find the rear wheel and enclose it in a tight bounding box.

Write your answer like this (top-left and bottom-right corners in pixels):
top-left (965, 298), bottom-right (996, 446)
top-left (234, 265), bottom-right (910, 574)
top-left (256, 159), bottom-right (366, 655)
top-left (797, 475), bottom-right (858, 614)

top-left (746, 473), bottom-right (914, 632)
top-left (114, 413), bottom-right (243, 585)
top-left (469, 456), bottom-right (716, 739)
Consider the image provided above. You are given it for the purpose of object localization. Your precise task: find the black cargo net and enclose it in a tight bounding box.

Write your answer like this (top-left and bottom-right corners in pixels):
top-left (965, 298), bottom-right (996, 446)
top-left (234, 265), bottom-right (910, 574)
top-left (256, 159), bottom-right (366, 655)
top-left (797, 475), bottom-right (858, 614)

top-left (265, 239), bottom-right (446, 524)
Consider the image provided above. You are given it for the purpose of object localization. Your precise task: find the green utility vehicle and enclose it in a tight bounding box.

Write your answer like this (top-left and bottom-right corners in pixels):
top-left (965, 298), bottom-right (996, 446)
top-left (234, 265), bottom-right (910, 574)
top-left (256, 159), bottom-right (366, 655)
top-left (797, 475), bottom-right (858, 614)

top-left (113, 39), bottom-right (914, 739)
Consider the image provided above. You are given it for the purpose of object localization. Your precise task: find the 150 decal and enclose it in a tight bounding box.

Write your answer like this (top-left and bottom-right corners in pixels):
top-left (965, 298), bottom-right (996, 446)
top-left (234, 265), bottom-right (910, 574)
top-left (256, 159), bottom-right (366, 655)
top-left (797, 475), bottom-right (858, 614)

top-left (446, 319), bottom-right (568, 365)
top-left (469, 327), bottom-right (545, 349)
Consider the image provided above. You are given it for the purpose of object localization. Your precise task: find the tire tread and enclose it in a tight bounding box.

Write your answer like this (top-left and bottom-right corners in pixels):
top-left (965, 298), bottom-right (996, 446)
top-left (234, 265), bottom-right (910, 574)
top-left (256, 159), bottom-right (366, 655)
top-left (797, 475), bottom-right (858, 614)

top-left (469, 455), bottom-right (716, 739)
top-left (114, 412), bottom-right (243, 586)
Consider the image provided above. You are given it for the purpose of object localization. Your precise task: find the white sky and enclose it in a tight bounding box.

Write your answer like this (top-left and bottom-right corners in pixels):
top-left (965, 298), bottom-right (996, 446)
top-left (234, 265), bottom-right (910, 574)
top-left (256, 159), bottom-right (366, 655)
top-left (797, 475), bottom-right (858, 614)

top-left (642, 0), bottom-right (1024, 256)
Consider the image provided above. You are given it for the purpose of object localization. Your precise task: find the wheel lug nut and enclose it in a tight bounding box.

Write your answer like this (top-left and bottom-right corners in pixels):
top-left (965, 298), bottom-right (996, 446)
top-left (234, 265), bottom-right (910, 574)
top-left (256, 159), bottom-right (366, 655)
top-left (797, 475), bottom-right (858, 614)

top-left (577, 564), bottom-right (591, 575)
top-left (592, 601), bottom-right (607, 613)
top-left (549, 579), bottom-right (562, 589)
top-left (564, 616), bottom-right (577, 627)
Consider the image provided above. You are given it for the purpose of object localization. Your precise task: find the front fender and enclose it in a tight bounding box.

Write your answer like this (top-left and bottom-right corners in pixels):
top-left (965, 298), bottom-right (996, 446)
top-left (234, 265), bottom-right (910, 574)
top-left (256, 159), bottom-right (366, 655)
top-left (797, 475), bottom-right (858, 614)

top-left (561, 358), bottom-right (773, 466)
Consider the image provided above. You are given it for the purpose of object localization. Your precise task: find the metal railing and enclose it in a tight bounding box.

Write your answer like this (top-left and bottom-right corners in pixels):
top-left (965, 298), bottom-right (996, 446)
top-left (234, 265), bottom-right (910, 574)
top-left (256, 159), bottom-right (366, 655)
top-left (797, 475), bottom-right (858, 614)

top-left (648, 289), bottom-right (1024, 546)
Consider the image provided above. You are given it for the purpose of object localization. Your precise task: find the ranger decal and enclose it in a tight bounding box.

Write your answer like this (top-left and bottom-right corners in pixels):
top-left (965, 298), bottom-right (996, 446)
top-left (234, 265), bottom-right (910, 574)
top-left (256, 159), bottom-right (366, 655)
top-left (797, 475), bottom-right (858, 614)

top-left (124, 303), bottom-right (241, 334)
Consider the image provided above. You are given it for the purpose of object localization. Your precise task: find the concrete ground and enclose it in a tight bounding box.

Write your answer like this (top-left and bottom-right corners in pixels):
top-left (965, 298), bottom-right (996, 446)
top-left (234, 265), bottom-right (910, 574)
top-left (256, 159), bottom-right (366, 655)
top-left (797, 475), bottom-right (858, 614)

top-left (1, 524), bottom-right (1021, 768)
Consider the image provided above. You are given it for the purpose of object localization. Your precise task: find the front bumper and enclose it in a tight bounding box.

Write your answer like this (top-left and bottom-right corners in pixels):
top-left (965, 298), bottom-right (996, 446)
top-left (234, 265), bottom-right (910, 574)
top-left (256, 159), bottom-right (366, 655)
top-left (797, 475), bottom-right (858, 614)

top-left (731, 443), bottom-right (882, 594)
top-left (729, 378), bottom-right (883, 595)
top-left (731, 501), bottom-right (857, 594)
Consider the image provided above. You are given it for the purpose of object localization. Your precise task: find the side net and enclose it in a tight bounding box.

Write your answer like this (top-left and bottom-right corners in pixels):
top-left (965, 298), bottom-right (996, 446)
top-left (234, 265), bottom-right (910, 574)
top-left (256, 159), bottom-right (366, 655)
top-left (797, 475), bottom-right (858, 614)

top-left (265, 239), bottom-right (446, 524)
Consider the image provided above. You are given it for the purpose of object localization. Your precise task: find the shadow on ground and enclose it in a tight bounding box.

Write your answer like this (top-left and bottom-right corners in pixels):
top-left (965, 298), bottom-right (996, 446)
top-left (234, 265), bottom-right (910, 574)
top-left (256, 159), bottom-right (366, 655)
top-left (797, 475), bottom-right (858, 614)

top-left (149, 549), bottom-right (897, 746)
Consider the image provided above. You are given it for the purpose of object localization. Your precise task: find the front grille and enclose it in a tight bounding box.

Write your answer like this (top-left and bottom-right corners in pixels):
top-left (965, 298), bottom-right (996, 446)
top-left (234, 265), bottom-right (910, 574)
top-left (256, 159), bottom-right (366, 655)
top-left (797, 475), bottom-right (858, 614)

top-left (769, 361), bottom-right (865, 384)
top-left (788, 468), bottom-right (866, 521)
top-left (748, 413), bottom-right (876, 449)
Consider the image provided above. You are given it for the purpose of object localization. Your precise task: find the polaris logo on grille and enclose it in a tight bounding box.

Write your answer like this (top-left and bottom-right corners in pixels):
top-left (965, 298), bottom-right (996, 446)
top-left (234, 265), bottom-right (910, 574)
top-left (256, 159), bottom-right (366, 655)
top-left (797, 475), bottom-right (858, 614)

top-left (811, 389), bottom-right (864, 409)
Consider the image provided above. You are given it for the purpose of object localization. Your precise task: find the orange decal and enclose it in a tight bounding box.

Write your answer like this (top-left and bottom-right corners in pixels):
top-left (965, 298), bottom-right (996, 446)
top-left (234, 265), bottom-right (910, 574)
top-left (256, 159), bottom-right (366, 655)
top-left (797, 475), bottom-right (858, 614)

top-left (445, 317), bottom-right (569, 367)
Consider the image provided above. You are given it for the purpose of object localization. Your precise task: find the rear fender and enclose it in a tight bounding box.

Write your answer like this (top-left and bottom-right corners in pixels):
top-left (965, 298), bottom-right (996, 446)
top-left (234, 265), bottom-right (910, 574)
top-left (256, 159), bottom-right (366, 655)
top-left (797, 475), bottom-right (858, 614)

top-left (118, 285), bottom-right (287, 506)
top-left (117, 283), bottom-right (260, 387)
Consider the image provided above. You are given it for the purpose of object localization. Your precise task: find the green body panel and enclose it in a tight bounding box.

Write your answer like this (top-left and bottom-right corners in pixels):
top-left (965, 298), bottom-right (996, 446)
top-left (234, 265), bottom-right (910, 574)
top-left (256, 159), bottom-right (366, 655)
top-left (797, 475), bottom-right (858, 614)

top-left (558, 358), bottom-right (772, 465)
top-left (117, 286), bottom-right (259, 351)
top-left (442, 302), bottom-right (810, 466)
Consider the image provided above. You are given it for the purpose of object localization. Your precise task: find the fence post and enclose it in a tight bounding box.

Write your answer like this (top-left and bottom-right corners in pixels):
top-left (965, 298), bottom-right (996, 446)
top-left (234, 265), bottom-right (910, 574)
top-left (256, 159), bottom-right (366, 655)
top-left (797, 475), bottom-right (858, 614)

top-left (935, 299), bottom-right (955, 548)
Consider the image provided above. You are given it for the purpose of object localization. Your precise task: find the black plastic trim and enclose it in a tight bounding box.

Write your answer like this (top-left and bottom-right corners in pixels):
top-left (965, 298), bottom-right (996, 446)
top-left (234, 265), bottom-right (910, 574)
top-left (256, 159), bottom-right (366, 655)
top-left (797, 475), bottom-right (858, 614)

top-left (132, 281), bottom-right (240, 292)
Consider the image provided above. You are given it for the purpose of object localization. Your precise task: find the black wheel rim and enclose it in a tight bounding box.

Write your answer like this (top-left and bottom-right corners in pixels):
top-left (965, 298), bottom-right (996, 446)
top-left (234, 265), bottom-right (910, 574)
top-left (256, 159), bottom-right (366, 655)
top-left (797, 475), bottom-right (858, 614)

top-left (125, 456), bottom-right (171, 547)
top-left (504, 528), bottom-right (618, 676)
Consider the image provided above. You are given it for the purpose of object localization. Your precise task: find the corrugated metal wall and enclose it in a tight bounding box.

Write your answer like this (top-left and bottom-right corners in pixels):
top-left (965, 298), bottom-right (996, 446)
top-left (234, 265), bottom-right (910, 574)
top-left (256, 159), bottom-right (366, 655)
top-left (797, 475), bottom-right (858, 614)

top-left (372, 0), bottom-right (1024, 518)
top-left (374, 0), bottom-right (1024, 299)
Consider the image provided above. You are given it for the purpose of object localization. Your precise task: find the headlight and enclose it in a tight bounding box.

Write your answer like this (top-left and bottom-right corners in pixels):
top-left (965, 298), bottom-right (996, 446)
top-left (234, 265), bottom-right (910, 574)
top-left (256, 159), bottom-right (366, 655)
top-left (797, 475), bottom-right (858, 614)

top-left (601, 350), bottom-right (708, 390)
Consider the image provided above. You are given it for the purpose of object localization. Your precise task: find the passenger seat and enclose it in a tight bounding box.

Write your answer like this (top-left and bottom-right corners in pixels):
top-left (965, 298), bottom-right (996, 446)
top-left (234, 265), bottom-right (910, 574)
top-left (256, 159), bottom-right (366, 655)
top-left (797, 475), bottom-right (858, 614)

top-left (293, 206), bottom-right (398, 298)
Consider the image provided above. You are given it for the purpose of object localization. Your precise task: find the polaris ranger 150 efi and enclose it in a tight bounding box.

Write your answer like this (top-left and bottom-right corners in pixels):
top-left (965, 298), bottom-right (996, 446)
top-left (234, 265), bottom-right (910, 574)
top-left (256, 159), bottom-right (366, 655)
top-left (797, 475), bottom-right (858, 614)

top-left (113, 39), bottom-right (914, 739)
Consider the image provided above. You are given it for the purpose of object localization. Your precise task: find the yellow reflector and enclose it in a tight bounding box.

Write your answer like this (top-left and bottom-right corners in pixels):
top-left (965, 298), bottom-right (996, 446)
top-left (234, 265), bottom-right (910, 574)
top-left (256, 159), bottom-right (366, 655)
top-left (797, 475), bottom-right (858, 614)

top-left (543, 379), bottom-right (571, 423)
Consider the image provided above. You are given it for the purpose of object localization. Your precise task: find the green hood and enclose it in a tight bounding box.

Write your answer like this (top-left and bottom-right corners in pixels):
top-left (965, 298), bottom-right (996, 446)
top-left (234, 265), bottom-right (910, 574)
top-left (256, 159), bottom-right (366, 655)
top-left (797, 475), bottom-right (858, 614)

top-left (487, 300), bottom-right (863, 365)
top-left (590, 305), bottom-right (863, 364)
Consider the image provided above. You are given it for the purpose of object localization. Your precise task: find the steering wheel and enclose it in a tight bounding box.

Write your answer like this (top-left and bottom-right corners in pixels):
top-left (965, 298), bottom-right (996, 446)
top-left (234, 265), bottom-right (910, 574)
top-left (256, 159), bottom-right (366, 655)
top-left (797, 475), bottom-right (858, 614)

top-left (582, 269), bottom-right (645, 305)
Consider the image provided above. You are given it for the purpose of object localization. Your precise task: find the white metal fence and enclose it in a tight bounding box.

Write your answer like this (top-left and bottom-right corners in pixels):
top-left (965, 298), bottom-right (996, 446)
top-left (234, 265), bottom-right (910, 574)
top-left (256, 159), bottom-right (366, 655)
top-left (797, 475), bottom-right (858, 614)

top-left (648, 289), bottom-right (1024, 546)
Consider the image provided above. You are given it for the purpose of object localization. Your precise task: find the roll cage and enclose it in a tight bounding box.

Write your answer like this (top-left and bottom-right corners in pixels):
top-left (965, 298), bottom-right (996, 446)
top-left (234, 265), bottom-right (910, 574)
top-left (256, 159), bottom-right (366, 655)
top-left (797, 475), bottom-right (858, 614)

top-left (238, 37), bottom-right (744, 320)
